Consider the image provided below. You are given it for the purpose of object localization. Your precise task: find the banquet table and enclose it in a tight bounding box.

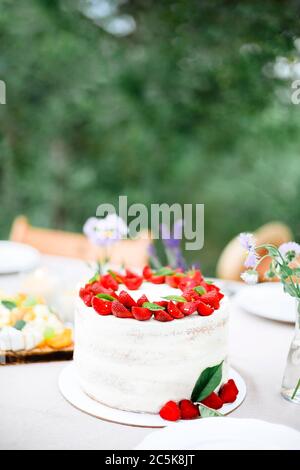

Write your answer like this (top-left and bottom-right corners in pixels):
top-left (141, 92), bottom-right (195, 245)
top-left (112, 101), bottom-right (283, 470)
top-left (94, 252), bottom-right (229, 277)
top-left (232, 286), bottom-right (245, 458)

top-left (0, 255), bottom-right (299, 450)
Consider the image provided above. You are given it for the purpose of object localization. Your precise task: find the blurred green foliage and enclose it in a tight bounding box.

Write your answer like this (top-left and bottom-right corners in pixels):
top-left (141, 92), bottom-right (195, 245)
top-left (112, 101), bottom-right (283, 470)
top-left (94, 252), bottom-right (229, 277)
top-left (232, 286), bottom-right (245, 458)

top-left (1, 0), bottom-right (300, 273)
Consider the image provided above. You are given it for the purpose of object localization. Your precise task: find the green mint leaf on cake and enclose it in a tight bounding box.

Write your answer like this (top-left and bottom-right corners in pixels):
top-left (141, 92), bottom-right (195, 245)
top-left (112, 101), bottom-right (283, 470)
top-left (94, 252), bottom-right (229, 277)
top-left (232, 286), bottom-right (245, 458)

top-left (142, 302), bottom-right (166, 311)
top-left (96, 293), bottom-right (115, 301)
top-left (88, 273), bottom-right (101, 284)
top-left (162, 295), bottom-right (186, 303)
top-left (198, 404), bottom-right (223, 418)
top-left (23, 296), bottom-right (38, 307)
top-left (14, 320), bottom-right (27, 331)
top-left (1, 300), bottom-right (17, 310)
top-left (193, 286), bottom-right (207, 295)
top-left (191, 362), bottom-right (223, 402)
top-left (153, 268), bottom-right (175, 276)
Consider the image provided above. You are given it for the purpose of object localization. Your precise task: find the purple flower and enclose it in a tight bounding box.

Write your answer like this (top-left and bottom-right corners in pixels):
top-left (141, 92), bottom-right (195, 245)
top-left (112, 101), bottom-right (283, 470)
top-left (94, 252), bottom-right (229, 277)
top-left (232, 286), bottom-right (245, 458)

top-left (244, 250), bottom-right (259, 268)
top-left (160, 220), bottom-right (184, 249)
top-left (279, 242), bottom-right (300, 260)
top-left (83, 214), bottom-right (128, 247)
top-left (239, 233), bottom-right (256, 252)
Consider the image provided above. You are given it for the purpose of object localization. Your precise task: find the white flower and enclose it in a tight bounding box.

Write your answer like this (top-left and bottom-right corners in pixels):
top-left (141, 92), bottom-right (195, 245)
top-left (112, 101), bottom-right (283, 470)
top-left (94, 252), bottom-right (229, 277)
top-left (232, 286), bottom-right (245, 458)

top-left (83, 214), bottom-right (128, 246)
top-left (241, 270), bottom-right (259, 285)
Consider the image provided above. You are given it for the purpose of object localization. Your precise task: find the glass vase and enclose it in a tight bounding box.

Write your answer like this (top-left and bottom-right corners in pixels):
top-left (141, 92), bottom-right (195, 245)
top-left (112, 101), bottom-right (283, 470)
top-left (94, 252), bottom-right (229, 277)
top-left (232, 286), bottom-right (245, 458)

top-left (281, 298), bottom-right (300, 404)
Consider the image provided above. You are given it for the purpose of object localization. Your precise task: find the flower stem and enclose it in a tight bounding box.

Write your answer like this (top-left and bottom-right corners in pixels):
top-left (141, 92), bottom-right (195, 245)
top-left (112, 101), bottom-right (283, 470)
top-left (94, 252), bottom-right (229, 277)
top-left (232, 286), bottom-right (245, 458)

top-left (292, 378), bottom-right (300, 400)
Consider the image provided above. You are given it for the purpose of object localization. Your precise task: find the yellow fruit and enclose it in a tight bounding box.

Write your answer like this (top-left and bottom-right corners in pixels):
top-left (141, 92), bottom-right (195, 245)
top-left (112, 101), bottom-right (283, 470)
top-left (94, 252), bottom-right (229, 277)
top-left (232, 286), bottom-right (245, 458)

top-left (46, 329), bottom-right (73, 350)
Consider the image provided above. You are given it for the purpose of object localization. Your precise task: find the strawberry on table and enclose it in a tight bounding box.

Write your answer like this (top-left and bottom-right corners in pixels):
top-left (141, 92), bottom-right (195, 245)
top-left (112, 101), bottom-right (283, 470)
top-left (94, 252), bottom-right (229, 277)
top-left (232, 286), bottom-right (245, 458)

top-left (159, 401), bottom-right (181, 421)
top-left (201, 392), bottom-right (223, 410)
top-left (111, 301), bottom-right (133, 318)
top-left (132, 306), bottom-right (152, 321)
top-left (219, 379), bottom-right (239, 403)
top-left (179, 399), bottom-right (200, 420)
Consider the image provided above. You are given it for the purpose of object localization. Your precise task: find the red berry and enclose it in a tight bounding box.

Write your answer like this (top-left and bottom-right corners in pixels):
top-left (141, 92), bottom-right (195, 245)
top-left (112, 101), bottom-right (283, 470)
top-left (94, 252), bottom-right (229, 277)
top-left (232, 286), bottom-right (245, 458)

top-left (137, 294), bottom-right (149, 307)
top-left (132, 306), bottom-right (152, 321)
top-left (118, 290), bottom-right (137, 308)
top-left (179, 399), bottom-right (200, 420)
top-left (201, 392), bottom-right (223, 410)
top-left (197, 301), bottom-right (214, 316)
top-left (219, 379), bottom-right (239, 404)
top-left (159, 401), bottom-right (180, 421)
top-left (92, 296), bottom-right (112, 315)
top-left (79, 288), bottom-right (93, 307)
top-left (125, 269), bottom-right (138, 278)
top-left (101, 274), bottom-right (119, 291)
top-left (179, 302), bottom-right (198, 316)
top-left (165, 275), bottom-right (181, 288)
top-left (143, 266), bottom-right (152, 280)
top-left (167, 301), bottom-right (185, 319)
top-left (150, 275), bottom-right (165, 284)
top-left (183, 288), bottom-right (201, 302)
top-left (123, 276), bottom-right (143, 290)
top-left (89, 281), bottom-right (105, 295)
top-left (200, 291), bottom-right (220, 309)
top-left (154, 310), bottom-right (174, 322)
top-left (155, 300), bottom-right (168, 308)
top-left (111, 301), bottom-right (133, 318)
top-left (178, 277), bottom-right (198, 291)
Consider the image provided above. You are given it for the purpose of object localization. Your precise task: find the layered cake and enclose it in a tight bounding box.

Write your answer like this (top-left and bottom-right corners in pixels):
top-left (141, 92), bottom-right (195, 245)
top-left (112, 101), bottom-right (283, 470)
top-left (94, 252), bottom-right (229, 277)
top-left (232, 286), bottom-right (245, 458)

top-left (75, 267), bottom-right (230, 415)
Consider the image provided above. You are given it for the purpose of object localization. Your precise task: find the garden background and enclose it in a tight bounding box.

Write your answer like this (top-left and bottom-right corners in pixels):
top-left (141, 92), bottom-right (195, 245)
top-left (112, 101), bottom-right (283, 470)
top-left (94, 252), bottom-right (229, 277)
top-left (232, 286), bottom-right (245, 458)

top-left (1, 0), bottom-right (300, 273)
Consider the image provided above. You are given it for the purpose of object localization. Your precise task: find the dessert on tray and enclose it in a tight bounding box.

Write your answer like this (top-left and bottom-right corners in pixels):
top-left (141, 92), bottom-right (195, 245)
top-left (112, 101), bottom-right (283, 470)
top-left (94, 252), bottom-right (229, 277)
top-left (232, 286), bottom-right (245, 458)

top-left (0, 293), bottom-right (73, 364)
top-left (75, 266), bottom-right (239, 419)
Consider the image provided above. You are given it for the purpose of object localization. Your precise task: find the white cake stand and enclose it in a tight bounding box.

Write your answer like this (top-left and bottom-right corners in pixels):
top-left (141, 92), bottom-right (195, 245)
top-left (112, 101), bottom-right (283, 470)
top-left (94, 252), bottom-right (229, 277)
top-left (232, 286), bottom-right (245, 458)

top-left (59, 364), bottom-right (246, 428)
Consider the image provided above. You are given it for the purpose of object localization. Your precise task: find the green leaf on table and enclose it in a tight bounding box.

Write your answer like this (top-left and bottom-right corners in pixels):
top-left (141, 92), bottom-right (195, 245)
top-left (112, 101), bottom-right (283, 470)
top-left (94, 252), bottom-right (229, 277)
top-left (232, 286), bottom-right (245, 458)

top-left (142, 302), bottom-right (166, 311)
top-left (194, 286), bottom-right (207, 295)
top-left (191, 362), bottom-right (223, 402)
top-left (162, 295), bottom-right (186, 302)
top-left (96, 293), bottom-right (115, 301)
top-left (153, 268), bottom-right (175, 277)
top-left (14, 320), bottom-right (27, 331)
top-left (198, 404), bottom-right (223, 418)
top-left (23, 296), bottom-right (38, 307)
top-left (1, 300), bottom-right (17, 311)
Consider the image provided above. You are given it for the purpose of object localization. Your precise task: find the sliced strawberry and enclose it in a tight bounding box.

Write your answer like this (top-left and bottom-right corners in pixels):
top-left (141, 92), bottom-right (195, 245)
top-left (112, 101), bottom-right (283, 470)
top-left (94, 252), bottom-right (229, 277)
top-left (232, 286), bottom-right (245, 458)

top-left (179, 399), bottom-right (200, 420)
top-left (137, 294), bottom-right (149, 307)
top-left (200, 290), bottom-right (220, 309)
top-left (201, 392), bottom-right (223, 410)
top-left (197, 301), bottom-right (214, 316)
top-left (150, 275), bottom-right (165, 284)
top-left (118, 290), bottom-right (137, 308)
top-left (182, 288), bottom-right (201, 302)
top-left (101, 274), bottom-right (119, 291)
top-left (154, 310), bottom-right (174, 322)
top-left (219, 379), bottom-right (239, 403)
top-left (92, 296), bottom-right (112, 315)
top-left (155, 300), bottom-right (168, 308)
top-left (111, 301), bottom-right (133, 318)
top-left (125, 269), bottom-right (138, 278)
top-left (123, 276), bottom-right (143, 290)
top-left (179, 302), bottom-right (198, 316)
top-left (79, 288), bottom-right (93, 307)
top-left (89, 281), bottom-right (105, 295)
top-left (167, 301), bottom-right (185, 319)
top-left (132, 306), bottom-right (152, 321)
top-left (143, 265), bottom-right (153, 280)
top-left (159, 401), bottom-right (180, 421)
top-left (165, 275), bottom-right (181, 288)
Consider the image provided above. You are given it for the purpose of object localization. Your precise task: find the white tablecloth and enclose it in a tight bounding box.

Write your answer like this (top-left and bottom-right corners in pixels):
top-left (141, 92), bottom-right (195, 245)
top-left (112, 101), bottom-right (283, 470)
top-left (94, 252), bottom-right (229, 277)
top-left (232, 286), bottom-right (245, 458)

top-left (0, 255), bottom-right (299, 450)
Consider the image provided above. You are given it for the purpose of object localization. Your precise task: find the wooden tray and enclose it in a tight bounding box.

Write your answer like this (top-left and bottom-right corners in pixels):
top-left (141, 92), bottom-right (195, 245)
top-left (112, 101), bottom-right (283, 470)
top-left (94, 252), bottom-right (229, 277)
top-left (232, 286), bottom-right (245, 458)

top-left (0, 344), bottom-right (73, 365)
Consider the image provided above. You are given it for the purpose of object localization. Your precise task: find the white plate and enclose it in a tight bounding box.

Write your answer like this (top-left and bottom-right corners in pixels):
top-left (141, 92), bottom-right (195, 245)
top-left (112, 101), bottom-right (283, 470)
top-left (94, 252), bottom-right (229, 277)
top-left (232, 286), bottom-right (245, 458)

top-left (59, 364), bottom-right (246, 428)
top-left (135, 417), bottom-right (300, 450)
top-left (234, 283), bottom-right (295, 323)
top-left (0, 241), bottom-right (41, 274)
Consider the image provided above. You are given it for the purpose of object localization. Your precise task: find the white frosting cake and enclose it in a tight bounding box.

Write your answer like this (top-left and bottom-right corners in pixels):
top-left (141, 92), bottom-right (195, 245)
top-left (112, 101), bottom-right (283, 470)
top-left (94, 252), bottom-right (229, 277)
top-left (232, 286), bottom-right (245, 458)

top-left (74, 282), bottom-right (229, 413)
